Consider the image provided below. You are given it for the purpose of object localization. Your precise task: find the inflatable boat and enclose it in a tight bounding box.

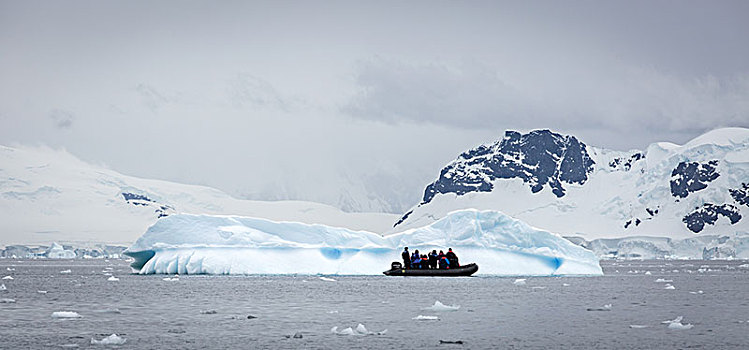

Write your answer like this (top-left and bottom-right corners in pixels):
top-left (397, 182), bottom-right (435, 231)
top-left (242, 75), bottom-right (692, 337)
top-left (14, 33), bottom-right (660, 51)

top-left (383, 262), bottom-right (478, 277)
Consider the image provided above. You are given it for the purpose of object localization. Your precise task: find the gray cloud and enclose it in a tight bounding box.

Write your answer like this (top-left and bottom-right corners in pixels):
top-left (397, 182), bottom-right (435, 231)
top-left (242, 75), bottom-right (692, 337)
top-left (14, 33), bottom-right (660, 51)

top-left (343, 58), bottom-right (749, 140)
top-left (226, 73), bottom-right (304, 112)
top-left (48, 109), bottom-right (74, 129)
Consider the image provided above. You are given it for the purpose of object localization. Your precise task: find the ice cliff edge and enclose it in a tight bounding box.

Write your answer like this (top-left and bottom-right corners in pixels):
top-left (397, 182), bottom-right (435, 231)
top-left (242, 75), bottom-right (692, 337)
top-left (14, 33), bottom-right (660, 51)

top-left (124, 209), bottom-right (602, 276)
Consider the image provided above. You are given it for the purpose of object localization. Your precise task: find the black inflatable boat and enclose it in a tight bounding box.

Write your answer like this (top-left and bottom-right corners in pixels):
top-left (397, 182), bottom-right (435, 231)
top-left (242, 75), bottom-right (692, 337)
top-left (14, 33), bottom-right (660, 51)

top-left (383, 262), bottom-right (479, 277)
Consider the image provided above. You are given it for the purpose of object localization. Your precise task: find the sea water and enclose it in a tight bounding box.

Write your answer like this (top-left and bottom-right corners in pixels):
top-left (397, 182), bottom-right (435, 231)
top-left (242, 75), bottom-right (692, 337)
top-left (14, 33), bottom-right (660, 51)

top-left (0, 259), bottom-right (747, 349)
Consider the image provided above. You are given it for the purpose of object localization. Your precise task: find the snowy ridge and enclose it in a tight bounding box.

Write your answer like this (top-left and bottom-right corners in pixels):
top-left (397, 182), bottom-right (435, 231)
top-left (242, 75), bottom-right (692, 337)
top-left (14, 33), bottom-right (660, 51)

top-left (394, 128), bottom-right (749, 243)
top-left (124, 209), bottom-right (602, 276)
top-left (0, 145), bottom-right (398, 245)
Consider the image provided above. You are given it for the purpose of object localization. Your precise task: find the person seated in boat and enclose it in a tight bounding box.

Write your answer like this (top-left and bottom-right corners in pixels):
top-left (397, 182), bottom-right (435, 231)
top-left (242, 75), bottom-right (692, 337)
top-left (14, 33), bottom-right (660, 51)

top-left (428, 250), bottom-right (438, 269)
top-left (420, 254), bottom-right (429, 269)
top-left (411, 250), bottom-right (422, 269)
top-left (439, 255), bottom-right (450, 269)
top-left (445, 248), bottom-right (459, 267)
top-left (402, 247), bottom-right (411, 268)
top-left (437, 250), bottom-right (445, 269)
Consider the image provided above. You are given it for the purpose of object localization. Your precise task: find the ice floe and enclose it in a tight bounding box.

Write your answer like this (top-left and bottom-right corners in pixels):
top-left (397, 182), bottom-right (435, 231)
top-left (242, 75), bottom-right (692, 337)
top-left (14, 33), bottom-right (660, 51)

top-left (90, 334), bottom-right (126, 345)
top-left (629, 325), bottom-right (648, 329)
top-left (662, 316), bottom-right (682, 324)
top-left (0, 298), bottom-right (16, 303)
top-left (331, 324), bottom-right (387, 336)
top-left (2, 276), bottom-right (13, 280)
top-left (667, 320), bottom-right (694, 330)
top-left (412, 315), bottom-right (439, 320)
top-left (37, 290), bottom-right (47, 294)
top-left (644, 271), bottom-right (652, 275)
top-left (107, 276), bottom-right (119, 281)
top-left (424, 300), bottom-right (460, 312)
top-left (319, 276), bottom-right (336, 282)
top-left (654, 278), bottom-right (673, 283)
top-left (513, 279), bottom-right (527, 286)
top-left (60, 269), bottom-right (72, 274)
top-left (52, 311), bottom-right (82, 318)
top-left (586, 304), bottom-right (612, 311)
top-left (162, 277), bottom-right (179, 281)
top-left (664, 284), bottom-right (676, 290)
top-left (200, 310), bottom-right (217, 314)
top-left (689, 290), bottom-right (704, 295)
top-left (95, 309), bottom-right (121, 314)
top-left (0, 284), bottom-right (6, 291)
top-left (6, 267), bottom-right (14, 271)
top-left (331, 327), bottom-right (356, 335)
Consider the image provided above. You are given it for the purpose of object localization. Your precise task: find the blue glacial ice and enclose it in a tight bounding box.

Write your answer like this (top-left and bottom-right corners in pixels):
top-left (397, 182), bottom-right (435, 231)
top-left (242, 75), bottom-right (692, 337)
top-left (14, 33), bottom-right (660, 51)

top-left (124, 209), bottom-right (602, 276)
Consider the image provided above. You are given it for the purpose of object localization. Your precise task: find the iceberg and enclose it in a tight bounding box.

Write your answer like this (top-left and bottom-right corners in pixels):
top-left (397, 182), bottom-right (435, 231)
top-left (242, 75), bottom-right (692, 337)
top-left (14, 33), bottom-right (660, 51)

top-left (45, 243), bottom-right (76, 259)
top-left (124, 209), bottom-right (602, 276)
top-left (412, 315), bottom-right (439, 320)
top-left (424, 301), bottom-right (460, 311)
top-left (91, 334), bottom-right (126, 345)
top-left (663, 316), bottom-right (694, 330)
top-left (52, 311), bottom-right (82, 318)
top-left (331, 324), bottom-right (387, 336)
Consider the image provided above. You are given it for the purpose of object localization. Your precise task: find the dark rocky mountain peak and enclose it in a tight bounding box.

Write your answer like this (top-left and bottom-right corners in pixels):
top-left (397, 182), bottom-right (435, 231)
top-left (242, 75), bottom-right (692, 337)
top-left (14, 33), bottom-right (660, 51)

top-left (421, 129), bottom-right (595, 204)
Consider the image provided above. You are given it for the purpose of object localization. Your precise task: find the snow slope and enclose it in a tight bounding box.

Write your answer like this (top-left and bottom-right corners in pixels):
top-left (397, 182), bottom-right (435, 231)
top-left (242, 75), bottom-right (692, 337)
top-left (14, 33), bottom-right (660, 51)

top-left (0, 145), bottom-right (398, 245)
top-left (124, 209), bottom-right (602, 276)
top-left (394, 128), bottom-right (749, 241)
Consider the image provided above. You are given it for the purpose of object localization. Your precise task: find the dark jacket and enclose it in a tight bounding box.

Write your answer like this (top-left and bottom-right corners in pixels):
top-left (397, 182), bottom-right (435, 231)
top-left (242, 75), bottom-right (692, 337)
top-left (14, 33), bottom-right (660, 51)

top-left (428, 252), bottom-right (438, 265)
top-left (445, 251), bottom-right (459, 266)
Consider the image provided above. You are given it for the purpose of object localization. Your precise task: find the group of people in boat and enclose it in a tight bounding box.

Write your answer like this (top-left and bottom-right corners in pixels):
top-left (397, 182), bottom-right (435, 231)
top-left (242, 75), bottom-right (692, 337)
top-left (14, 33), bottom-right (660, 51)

top-left (401, 247), bottom-right (459, 269)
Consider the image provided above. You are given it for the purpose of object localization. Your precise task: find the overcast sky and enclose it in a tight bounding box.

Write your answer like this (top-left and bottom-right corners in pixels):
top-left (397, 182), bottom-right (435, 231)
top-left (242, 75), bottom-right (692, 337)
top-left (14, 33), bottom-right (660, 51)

top-left (1, 1), bottom-right (748, 213)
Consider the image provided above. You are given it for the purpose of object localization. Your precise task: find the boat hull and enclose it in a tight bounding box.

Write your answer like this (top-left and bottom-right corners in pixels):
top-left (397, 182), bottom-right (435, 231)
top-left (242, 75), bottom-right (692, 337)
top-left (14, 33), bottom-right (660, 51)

top-left (383, 263), bottom-right (478, 277)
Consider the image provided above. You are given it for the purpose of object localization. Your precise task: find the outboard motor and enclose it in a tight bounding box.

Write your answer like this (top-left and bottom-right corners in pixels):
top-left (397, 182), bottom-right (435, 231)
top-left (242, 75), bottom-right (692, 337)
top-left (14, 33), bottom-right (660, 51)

top-left (391, 261), bottom-right (403, 270)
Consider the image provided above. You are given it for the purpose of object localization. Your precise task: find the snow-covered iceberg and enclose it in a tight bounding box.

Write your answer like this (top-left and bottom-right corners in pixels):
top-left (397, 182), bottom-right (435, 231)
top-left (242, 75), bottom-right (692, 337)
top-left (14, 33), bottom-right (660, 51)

top-left (124, 209), bottom-right (602, 276)
top-left (45, 243), bottom-right (76, 259)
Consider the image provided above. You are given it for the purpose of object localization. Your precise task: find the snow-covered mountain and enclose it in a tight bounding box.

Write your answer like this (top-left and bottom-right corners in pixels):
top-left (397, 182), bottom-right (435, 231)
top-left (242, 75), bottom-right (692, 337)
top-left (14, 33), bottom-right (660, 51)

top-left (0, 145), bottom-right (398, 245)
top-left (393, 128), bottom-right (749, 244)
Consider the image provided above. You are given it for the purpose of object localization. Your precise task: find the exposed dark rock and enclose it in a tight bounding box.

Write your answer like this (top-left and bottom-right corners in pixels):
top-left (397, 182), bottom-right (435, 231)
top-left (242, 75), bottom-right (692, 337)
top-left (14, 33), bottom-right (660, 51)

top-left (394, 209), bottom-right (413, 228)
top-left (682, 203), bottom-right (742, 233)
top-left (729, 183), bottom-right (749, 207)
top-left (609, 152), bottom-right (645, 171)
top-left (670, 160), bottom-right (720, 198)
top-left (420, 130), bottom-right (595, 205)
top-left (122, 192), bottom-right (174, 218)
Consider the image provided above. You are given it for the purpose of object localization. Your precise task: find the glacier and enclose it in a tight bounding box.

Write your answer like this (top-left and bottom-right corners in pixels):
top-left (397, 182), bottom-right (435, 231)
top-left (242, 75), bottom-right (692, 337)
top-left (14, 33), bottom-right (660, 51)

top-left (124, 209), bottom-right (602, 276)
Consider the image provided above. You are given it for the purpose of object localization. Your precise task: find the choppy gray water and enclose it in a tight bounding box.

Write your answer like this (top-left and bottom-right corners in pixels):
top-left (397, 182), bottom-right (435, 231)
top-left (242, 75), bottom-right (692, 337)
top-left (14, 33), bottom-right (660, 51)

top-left (0, 259), bottom-right (747, 349)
